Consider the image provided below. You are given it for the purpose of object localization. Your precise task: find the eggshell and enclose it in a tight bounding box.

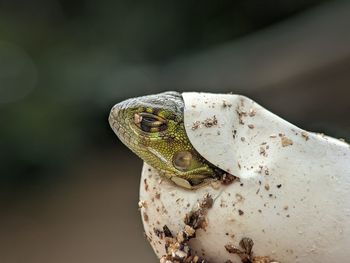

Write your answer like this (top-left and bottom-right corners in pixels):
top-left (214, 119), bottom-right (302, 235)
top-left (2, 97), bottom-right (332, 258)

top-left (139, 92), bottom-right (350, 262)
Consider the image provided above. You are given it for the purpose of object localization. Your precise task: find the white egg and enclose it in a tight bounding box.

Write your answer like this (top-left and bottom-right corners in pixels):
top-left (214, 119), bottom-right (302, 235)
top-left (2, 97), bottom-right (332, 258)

top-left (139, 92), bottom-right (350, 262)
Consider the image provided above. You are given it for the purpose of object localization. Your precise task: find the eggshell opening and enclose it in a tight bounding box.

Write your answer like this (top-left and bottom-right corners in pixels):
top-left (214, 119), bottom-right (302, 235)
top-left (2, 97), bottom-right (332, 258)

top-left (139, 92), bottom-right (350, 262)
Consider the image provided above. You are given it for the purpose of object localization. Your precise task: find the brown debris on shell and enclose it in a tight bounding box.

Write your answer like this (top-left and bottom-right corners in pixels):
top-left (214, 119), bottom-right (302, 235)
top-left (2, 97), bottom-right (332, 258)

top-left (259, 147), bottom-right (267, 157)
top-left (253, 256), bottom-right (279, 263)
top-left (280, 136), bottom-right (293, 147)
top-left (222, 100), bottom-right (233, 108)
top-left (143, 211), bottom-right (149, 222)
top-left (191, 116), bottom-right (218, 130)
top-left (203, 116), bottom-right (218, 128)
top-left (192, 121), bottom-right (201, 131)
top-left (225, 237), bottom-right (253, 263)
top-left (144, 178), bottom-right (149, 191)
top-left (138, 200), bottom-right (148, 209)
top-left (236, 107), bottom-right (248, 125)
top-left (159, 194), bottom-right (214, 263)
top-left (249, 108), bottom-right (256, 117)
top-left (301, 131), bottom-right (309, 141)
top-left (225, 237), bottom-right (280, 263)
top-left (221, 173), bottom-right (238, 185)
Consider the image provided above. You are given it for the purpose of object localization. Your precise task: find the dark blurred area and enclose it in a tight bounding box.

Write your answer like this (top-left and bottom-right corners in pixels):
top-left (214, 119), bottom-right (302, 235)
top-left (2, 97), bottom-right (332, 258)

top-left (1, 0), bottom-right (349, 262)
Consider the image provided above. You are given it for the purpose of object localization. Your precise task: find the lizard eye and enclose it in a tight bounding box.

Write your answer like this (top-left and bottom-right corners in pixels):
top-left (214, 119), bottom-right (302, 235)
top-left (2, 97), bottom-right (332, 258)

top-left (134, 113), bottom-right (167, 132)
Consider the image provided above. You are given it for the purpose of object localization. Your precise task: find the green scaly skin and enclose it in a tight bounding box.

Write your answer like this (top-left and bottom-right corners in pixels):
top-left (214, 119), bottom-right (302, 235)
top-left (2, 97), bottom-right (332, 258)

top-left (109, 91), bottom-right (222, 189)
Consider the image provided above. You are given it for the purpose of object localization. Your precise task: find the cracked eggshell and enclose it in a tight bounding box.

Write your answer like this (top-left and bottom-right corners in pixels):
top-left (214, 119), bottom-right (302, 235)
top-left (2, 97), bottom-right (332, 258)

top-left (139, 92), bottom-right (350, 262)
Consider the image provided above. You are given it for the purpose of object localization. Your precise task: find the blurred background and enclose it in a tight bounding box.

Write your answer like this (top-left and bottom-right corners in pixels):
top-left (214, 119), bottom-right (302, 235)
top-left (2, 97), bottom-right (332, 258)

top-left (0, 0), bottom-right (349, 262)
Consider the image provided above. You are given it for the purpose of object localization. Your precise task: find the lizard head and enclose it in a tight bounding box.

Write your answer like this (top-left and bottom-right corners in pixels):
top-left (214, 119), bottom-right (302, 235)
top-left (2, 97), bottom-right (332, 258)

top-left (109, 91), bottom-right (220, 188)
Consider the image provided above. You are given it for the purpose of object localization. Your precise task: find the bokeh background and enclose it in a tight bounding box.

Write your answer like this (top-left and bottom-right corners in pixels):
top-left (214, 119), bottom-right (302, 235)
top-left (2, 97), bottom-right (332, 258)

top-left (1, 0), bottom-right (349, 262)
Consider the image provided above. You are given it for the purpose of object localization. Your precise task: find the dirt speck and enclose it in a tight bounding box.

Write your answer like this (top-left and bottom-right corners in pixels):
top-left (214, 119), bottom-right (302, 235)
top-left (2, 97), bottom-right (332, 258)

top-left (301, 131), bottom-right (309, 141)
top-left (184, 224), bottom-right (196, 236)
top-left (235, 193), bottom-right (244, 202)
top-left (163, 225), bottom-right (173, 237)
top-left (249, 108), bottom-right (256, 117)
top-left (236, 107), bottom-right (247, 125)
top-left (192, 116), bottom-right (218, 130)
top-left (138, 200), bottom-right (148, 209)
top-left (264, 168), bottom-right (270, 175)
top-left (223, 100), bottom-right (232, 108)
top-left (203, 115), bottom-right (218, 128)
top-left (248, 124), bottom-right (255, 129)
top-left (144, 178), bottom-right (149, 191)
top-left (253, 256), bottom-right (278, 263)
top-left (225, 237), bottom-right (279, 263)
top-left (221, 173), bottom-right (238, 185)
top-left (281, 136), bottom-right (293, 147)
top-left (257, 166), bottom-right (269, 175)
top-left (154, 228), bottom-right (164, 239)
top-left (143, 212), bottom-right (149, 222)
top-left (192, 121), bottom-right (201, 130)
top-left (259, 146), bottom-right (267, 157)
top-left (225, 237), bottom-right (252, 262)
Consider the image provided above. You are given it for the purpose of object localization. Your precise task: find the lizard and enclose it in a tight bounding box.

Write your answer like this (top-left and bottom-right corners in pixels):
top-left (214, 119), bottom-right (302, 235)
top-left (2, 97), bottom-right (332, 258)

top-left (108, 91), bottom-right (227, 189)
